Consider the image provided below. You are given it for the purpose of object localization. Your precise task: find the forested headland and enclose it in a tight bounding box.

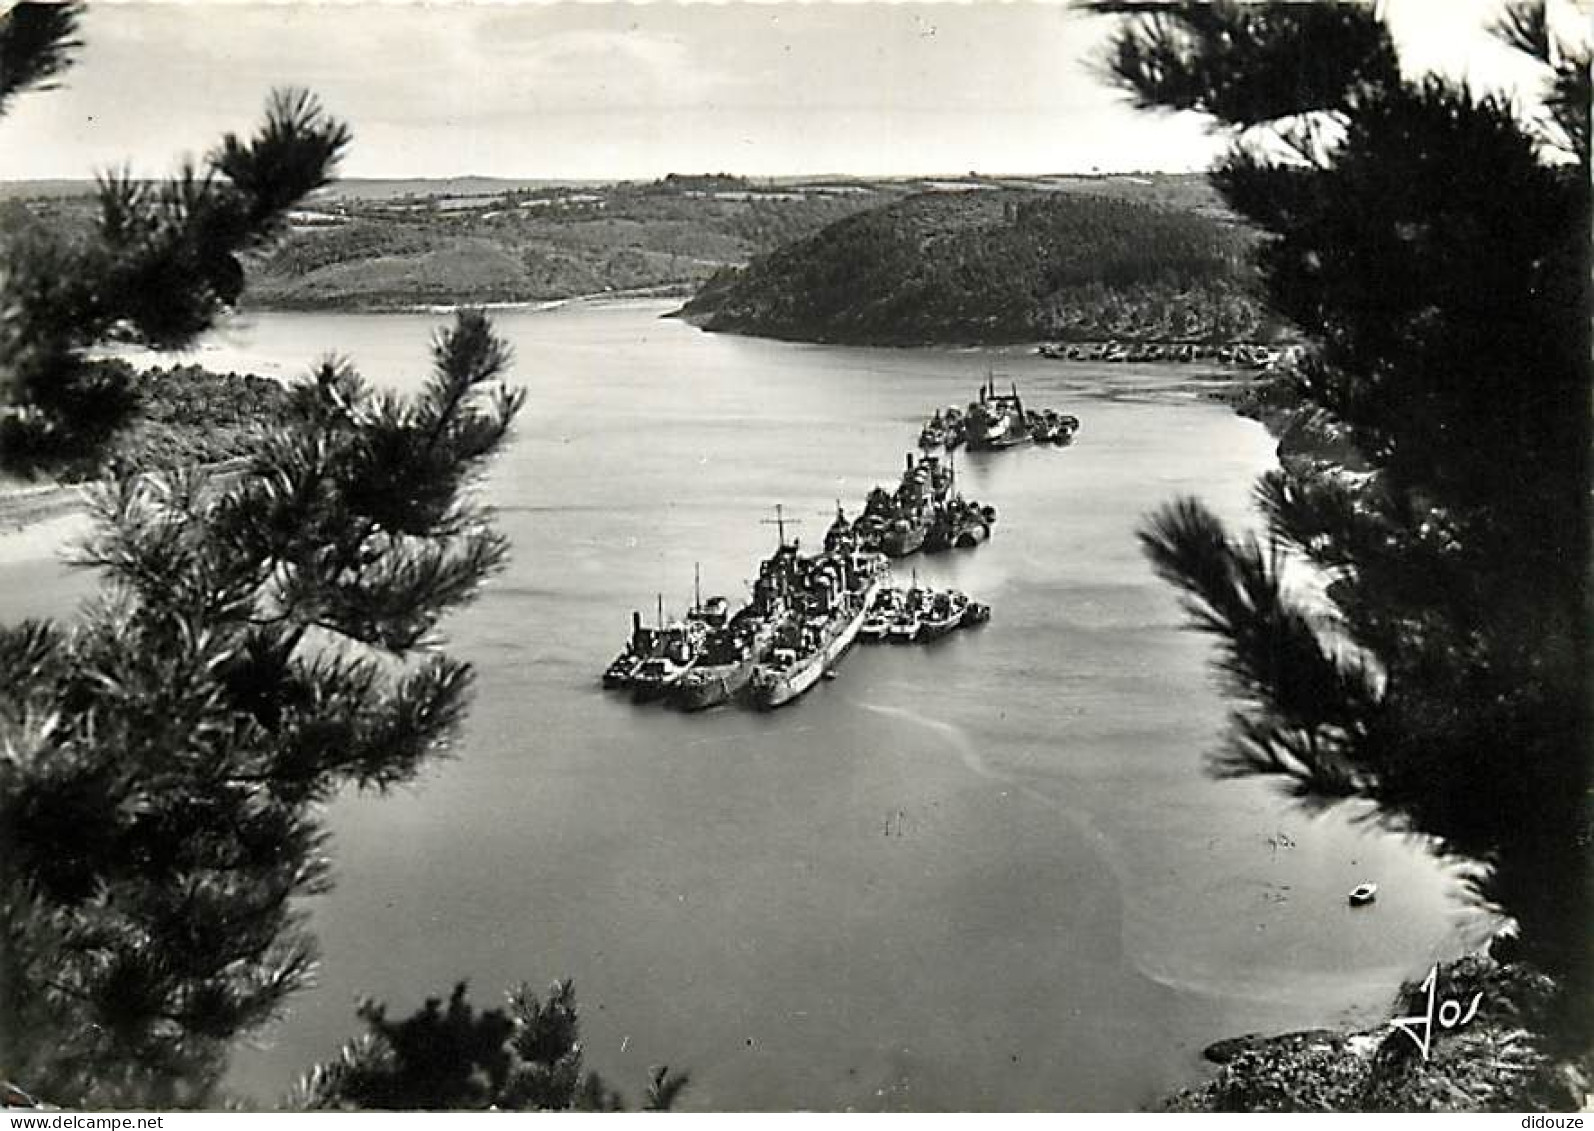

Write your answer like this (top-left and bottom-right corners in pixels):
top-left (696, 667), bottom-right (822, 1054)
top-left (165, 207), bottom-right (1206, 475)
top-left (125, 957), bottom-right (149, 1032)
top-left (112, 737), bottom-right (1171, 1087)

top-left (677, 186), bottom-right (1282, 346)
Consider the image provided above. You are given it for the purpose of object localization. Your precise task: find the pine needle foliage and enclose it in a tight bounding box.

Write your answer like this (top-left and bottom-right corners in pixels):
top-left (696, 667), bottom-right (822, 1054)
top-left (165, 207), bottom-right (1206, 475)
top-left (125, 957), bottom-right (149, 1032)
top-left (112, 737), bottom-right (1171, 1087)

top-left (297, 981), bottom-right (687, 1112)
top-left (0, 15), bottom-right (528, 1104)
top-left (0, 5), bottom-right (352, 474)
top-left (0, 2), bottom-right (81, 114)
top-left (1, 311), bottom-right (524, 1105)
top-left (1086, 0), bottom-right (1591, 1022)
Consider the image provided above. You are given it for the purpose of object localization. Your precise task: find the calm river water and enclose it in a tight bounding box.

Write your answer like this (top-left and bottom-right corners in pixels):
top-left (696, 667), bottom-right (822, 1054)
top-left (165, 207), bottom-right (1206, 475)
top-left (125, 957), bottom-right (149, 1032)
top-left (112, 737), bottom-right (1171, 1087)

top-left (3, 300), bottom-right (1484, 1110)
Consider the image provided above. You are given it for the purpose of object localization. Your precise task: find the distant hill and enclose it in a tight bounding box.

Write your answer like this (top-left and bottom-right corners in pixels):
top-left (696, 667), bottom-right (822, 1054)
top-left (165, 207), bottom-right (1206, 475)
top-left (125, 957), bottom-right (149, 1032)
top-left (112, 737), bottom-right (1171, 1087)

top-left (0, 172), bottom-right (1263, 320)
top-left (0, 177), bottom-right (604, 202)
top-left (323, 176), bottom-right (601, 201)
top-left (0, 179), bottom-right (97, 200)
top-left (0, 175), bottom-right (905, 309)
top-left (679, 186), bottom-right (1276, 346)
top-left (238, 177), bottom-right (907, 309)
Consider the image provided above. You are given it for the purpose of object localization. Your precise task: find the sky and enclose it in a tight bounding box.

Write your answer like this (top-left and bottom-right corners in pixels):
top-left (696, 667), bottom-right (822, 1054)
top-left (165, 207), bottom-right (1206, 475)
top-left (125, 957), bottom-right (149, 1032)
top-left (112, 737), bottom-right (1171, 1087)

top-left (2, 0), bottom-right (1587, 182)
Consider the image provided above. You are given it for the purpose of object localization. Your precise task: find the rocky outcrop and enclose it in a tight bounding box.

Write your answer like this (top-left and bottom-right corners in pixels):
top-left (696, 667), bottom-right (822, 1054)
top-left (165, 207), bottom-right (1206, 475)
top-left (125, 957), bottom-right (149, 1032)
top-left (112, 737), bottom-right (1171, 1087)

top-left (1163, 957), bottom-right (1591, 1112)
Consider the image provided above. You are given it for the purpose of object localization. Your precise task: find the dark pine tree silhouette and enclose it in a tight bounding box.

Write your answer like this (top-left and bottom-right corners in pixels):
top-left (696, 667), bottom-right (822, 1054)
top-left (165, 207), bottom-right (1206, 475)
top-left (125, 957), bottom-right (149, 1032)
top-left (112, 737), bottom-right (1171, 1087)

top-left (0, 3), bottom-right (545, 1108)
top-left (1085, 0), bottom-right (1591, 1035)
top-left (0, 6), bottom-right (351, 476)
top-left (296, 981), bottom-right (688, 1111)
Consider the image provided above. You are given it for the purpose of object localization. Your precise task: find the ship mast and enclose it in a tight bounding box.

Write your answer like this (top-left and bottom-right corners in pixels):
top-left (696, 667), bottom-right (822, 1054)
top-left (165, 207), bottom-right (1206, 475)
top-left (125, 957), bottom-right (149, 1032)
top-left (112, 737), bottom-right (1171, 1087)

top-left (761, 502), bottom-right (802, 548)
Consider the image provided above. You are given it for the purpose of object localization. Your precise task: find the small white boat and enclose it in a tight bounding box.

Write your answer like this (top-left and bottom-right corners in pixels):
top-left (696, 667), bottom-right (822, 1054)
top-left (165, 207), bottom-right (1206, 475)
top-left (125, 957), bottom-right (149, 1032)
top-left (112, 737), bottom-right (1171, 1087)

top-left (1348, 882), bottom-right (1378, 906)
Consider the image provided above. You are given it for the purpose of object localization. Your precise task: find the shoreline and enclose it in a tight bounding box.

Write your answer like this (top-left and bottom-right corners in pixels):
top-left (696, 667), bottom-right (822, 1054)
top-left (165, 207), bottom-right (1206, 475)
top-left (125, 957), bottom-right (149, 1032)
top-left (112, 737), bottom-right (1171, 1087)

top-left (240, 283), bottom-right (695, 317)
top-left (0, 480), bottom-right (89, 535)
top-left (1160, 952), bottom-right (1589, 1112)
top-left (0, 456), bottom-right (251, 545)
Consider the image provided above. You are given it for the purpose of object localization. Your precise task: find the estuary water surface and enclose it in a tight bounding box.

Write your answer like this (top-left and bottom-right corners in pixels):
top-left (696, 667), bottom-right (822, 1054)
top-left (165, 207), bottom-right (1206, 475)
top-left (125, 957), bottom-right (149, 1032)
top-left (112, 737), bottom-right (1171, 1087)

top-left (3, 300), bottom-right (1483, 1110)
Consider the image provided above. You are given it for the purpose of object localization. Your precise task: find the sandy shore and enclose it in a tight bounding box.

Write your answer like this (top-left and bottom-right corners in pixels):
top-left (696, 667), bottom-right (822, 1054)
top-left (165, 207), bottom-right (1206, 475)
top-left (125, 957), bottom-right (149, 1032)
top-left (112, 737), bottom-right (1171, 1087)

top-left (0, 510), bottom-right (91, 565)
top-left (0, 455), bottom-right (251, 541)
top-left (0, 481), bottom-right (87, 533)
top-left (0, 481), bottom-right (93, 566)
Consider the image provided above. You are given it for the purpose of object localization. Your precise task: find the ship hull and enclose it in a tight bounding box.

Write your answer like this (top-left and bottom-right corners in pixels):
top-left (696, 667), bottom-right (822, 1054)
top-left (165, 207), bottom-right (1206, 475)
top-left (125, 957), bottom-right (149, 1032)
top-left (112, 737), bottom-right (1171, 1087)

top-left (672, 656), bottom-right (756, 711)
top-left (631, 679), bottom-right (673, 704)
top-left (968, 429), bottom-right (1031, 451)
top-left (916, 616), bottom-right (961, 642)
top-left (632, 663), bottom-right (695, 704)
top-left (752, 579), bottom-right (879, 709)
top-left (601, 660), bottom-right (640, 689)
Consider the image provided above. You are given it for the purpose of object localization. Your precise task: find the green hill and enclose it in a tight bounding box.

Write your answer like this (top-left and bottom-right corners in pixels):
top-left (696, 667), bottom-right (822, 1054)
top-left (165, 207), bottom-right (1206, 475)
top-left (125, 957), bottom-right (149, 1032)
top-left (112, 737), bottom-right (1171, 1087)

top-left (678, 187), bottom-right (1274, 346)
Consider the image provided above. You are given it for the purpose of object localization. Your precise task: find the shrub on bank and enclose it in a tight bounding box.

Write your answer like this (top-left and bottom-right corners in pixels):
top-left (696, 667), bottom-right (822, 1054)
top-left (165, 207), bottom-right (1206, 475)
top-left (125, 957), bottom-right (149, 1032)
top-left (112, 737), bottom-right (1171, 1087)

top-left (45, 361), bottom-right (297, 483)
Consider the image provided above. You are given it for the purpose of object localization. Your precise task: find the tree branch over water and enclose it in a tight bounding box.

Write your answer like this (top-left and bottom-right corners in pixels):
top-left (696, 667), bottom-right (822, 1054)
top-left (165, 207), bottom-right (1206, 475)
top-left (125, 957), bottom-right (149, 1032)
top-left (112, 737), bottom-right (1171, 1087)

top-left (1094, 0), bottom-right (1593, 1037)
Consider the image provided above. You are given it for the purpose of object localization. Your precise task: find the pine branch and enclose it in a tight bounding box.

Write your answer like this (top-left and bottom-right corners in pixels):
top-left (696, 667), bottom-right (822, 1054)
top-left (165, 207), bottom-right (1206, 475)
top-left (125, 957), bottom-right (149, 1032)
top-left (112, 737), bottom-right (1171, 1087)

top-left (1210, 145), bottom-right (1322, 233)
top-left (337, 654), bottom-right (475, 791)
top-left (419, 310), bottom-right (517, 454)
top-left (1546, 54), bottom-right (1591, 162)
top-left (2, 90), bottom-right (352, 474)
top-left (1139, 498), bottom-right (1381, 800)
top-left (6, 314), bottom-right (523, 1101)
top-left (212, 88), bottom-right (352, 239)
top-left (1490, 0), bottom-right (1553, 65)
top-left (0, 13), bottom-right (540, 1082)
top-left (0, 619), bottom-right (64, 705)
top-left (1096, 0), bottom-right (1593, 1020)
top-left (643, 1065), bottom-right (691, 1112)
top-left (303, 528), bottom-right (510, 653)
top-left (292, 1032), bottom-right (394, 1111)
top-left (0, 1), bottom-right (82, 115)
top-left (1086, 0), bottom-right (1400, 127)
top-left (1212, 710), bottom-right (1362, 805)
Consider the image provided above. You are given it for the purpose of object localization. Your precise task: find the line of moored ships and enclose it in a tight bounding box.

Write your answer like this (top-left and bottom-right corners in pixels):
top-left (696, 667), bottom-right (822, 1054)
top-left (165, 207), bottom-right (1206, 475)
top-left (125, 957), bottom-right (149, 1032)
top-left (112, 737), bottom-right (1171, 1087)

top-left (600, 372), bottom-right (1078, 711)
